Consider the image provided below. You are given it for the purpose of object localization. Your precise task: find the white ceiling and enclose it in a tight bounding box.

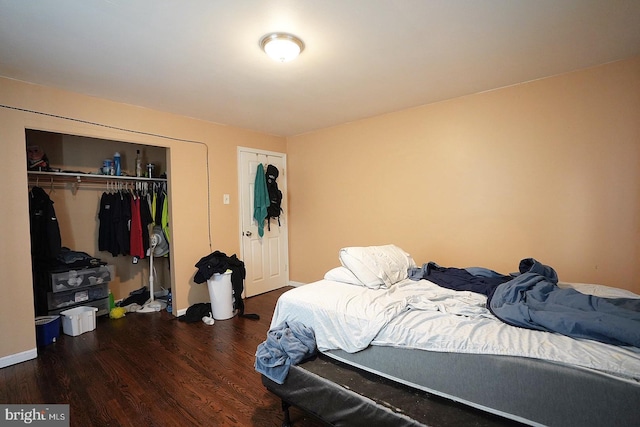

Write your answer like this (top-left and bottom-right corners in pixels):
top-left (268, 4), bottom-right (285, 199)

top-left (1, 1), bottom-right (639, 137)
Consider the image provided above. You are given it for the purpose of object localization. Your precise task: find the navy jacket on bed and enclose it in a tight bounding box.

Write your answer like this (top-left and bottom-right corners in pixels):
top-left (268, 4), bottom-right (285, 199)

top-left (408, 262), bottom-right (511, 297)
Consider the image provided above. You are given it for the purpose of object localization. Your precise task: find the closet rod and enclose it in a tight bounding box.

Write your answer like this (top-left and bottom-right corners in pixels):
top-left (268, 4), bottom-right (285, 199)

top-left (28, 171), bottom-right (167, 195)
top-left (27, 170), bottom-right (167, 183)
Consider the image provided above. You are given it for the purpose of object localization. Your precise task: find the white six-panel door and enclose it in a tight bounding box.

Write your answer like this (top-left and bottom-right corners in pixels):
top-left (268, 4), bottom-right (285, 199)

top-left (238, 148), bottom-right (289, 297)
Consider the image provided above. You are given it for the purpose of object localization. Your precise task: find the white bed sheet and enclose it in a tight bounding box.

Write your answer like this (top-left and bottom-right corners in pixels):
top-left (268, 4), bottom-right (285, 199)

top-left (271, 278), bottom-right (640, 381)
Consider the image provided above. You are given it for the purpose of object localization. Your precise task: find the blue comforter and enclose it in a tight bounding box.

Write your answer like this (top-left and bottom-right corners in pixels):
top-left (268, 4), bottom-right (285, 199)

top-left (487, 260), bottom-right (640, 347)
top-left (411, 258), bottom-right (640, 347)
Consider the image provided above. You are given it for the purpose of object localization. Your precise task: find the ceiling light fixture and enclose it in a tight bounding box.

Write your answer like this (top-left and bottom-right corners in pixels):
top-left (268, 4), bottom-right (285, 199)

top-left (259, 32), bottom-right (305, 63)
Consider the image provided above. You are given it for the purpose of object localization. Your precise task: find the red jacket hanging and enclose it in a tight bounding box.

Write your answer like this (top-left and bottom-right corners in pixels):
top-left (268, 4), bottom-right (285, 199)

top-left (129, 196), bottom-right (145, 259)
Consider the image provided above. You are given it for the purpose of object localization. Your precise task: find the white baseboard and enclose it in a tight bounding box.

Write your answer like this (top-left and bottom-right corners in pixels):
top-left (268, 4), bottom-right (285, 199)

top-left (288, 281), bottom-right (306, 287)
top-left (175, 308), bottom-right (187, 317)
top-left (0, 348), bottom-right (38, 368)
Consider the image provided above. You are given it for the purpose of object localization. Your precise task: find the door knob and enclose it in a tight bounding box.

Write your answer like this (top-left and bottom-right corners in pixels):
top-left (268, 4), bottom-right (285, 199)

top-left (245, 231), bottom-right (252, 237)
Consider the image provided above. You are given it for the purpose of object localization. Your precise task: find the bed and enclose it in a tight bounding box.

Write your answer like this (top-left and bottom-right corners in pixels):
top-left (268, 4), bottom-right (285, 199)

top-left (257, 245), bottom-right (640, 426)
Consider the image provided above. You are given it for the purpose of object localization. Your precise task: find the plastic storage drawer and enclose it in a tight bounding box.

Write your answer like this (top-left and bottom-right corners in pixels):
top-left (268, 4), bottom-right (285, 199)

top-left (50, 264), bottom-right (113, 293)
top-left (49, 297), bottom-right (109, 317)
top-left (90, 297), bottom-right (110, 317)
top-left (47, 283), bottom-right (109, 310)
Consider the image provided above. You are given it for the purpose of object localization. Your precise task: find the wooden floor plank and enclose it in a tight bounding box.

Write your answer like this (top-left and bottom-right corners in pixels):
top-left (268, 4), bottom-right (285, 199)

top-left (1, 287), bottom-right (323, 427)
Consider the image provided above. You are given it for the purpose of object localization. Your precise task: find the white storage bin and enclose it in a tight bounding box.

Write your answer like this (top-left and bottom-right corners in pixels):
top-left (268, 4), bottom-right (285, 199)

top-left (60, 306), bottom-right (98, 336)
top-left (206, 271), bottom-right (235, 320)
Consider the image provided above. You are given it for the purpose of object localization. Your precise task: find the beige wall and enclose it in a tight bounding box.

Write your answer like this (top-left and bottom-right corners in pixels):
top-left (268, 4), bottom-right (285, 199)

top-left (287, 57), bottom-right (640, 293)
top-left (2, 56), bottom-right (639, 366)
top-left (0, 77), bottom-right (285, 363)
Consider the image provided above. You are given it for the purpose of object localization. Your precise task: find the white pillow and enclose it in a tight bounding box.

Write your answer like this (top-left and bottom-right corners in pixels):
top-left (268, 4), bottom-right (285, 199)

top-left (339, 245), bottom-right (416, 289)
top-left (323, 266), bottom-right (363, 286)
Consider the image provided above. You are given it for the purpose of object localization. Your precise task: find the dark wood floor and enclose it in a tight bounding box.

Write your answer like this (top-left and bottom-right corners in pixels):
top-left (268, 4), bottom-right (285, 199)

top-left (0, 287), bottom-right (325, 427)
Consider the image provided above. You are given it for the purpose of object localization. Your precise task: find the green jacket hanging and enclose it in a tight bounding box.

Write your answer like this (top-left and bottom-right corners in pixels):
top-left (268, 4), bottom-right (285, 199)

top-left (253, 163), bottom-right (269, 237)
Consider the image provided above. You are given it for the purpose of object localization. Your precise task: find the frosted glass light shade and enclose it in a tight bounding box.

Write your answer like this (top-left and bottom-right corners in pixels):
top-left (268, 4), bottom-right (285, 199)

top-left (260, 33), bottom-right (304, 62)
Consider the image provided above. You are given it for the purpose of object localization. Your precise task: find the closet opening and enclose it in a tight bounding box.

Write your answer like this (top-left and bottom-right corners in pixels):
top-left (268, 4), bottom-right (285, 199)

top-left (26, 129), bottom-right (171, 317)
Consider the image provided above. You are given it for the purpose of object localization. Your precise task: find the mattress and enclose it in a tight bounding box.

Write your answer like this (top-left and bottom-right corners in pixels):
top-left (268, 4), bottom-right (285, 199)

top-left (271, 279), bottom-right (640, 381)
top-left (269, 278), bottom-right (640, 425)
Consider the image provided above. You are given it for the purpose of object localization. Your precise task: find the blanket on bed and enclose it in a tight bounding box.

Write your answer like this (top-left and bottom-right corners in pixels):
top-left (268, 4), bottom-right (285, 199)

top-left (411, 258), bottom-right (640, 347)
top-left (489, 269), bottom-right (640, 347)
top-left (255, 321), bottom-right (317, 384)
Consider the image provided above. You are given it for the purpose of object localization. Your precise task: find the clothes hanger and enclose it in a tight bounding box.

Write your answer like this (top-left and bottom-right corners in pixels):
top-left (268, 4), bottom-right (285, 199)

top-left (29, 176), bottom-right (39, 197)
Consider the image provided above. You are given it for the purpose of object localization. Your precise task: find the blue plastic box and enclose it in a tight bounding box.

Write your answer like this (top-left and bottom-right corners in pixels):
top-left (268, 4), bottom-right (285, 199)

top-left (35, 315), bottom-right (60, 346)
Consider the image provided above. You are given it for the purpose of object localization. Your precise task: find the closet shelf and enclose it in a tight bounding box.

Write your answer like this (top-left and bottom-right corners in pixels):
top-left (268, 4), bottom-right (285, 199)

top-left (27, 170), bottom-right (167, 183)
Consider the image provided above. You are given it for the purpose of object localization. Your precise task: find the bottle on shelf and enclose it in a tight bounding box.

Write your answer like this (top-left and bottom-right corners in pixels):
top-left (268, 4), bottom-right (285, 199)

top-left (114, 152), bottom-right (121, 176)
top-left (136, 150), bottom-right (142, 177)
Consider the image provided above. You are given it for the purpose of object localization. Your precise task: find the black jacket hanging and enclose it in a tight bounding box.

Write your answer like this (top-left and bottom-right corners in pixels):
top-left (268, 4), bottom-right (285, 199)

top-left (29, 186), bottom-right (62, 261)
top-left (140, 195), bottom-right (153, 255)
top-left (29, 186), bottom-right (62, 316)
top-left (98, 192), bottom-right (114, 254)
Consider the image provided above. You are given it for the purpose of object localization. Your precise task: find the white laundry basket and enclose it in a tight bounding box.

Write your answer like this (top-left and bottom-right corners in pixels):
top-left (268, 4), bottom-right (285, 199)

top-left (206, 270), bottom-right (235, 320)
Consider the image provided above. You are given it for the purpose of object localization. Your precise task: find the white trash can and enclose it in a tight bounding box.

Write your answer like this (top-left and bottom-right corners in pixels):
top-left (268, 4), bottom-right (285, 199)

top-left (206, 270), bottom-right (235, 320)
